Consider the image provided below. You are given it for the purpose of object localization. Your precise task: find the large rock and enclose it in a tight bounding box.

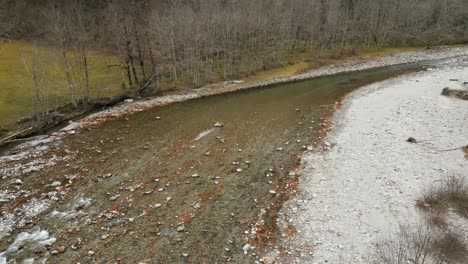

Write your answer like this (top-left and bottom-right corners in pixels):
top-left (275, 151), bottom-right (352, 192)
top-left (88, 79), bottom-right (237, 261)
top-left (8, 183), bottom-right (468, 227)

top-left (441, 87), bottom-right (468, 100)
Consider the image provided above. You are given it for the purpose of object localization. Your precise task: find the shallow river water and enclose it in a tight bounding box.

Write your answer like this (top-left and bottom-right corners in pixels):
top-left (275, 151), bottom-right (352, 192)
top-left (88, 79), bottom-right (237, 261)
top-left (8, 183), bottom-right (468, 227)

top-left (0, 61), bottom-right (437, 263)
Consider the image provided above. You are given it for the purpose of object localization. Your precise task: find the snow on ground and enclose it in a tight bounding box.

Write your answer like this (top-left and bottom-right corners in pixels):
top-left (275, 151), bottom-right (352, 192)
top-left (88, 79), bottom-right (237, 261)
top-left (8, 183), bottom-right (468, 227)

top-left (281, 58), bottom-right (468, 263)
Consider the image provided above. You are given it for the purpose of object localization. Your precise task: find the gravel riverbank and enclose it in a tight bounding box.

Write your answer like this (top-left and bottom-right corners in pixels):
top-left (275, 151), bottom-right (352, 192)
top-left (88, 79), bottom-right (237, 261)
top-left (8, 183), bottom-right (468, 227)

top-left (279, 57), bottom-right (468, 263)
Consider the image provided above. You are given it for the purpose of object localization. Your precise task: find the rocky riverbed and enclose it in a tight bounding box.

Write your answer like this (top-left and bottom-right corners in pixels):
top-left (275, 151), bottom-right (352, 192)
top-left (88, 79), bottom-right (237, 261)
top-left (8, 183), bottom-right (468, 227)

top-left (1, 47), bottom-right (468, 264)
top-left (279, 57), bottom-right (468, 263)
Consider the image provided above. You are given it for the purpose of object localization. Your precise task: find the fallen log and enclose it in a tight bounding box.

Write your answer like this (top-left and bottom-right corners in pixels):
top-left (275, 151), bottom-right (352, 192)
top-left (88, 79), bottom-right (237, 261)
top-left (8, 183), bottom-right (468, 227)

top-left (0, 135), bottom-right (43, 144)
top-left (0, 127), bottom-right (33, 143)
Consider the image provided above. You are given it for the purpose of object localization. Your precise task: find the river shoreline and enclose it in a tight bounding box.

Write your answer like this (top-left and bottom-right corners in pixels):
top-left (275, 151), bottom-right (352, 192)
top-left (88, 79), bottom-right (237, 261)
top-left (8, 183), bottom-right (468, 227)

top-left (1, 47), bottom-right (468, 263)
top-left (279, 57), bottom-right (468, 263)
top-left (1, 46), bottom-right (468, 150)
top-left (57, 46), bottom-right (468, 132)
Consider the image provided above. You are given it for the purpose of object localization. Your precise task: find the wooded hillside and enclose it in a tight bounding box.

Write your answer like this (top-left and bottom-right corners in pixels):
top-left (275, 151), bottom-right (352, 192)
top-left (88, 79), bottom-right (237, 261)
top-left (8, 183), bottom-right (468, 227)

top-left (1, 0), bottom-right (467, 118)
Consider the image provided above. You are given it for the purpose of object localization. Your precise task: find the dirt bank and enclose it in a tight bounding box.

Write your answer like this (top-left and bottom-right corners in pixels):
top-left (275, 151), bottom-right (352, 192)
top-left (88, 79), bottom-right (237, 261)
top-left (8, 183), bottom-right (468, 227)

top-left (279, 58), bottom-right (468, 263)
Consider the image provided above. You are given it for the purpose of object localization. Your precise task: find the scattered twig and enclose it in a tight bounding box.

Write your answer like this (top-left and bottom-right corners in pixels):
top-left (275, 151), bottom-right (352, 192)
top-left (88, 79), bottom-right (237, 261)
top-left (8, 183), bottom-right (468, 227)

top-left (436, 147), bottom-right (463, 152)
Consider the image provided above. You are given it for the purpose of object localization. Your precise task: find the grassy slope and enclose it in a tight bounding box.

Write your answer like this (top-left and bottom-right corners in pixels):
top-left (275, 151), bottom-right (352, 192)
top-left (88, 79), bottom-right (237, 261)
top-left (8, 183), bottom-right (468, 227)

top-left (0, 41), bottom-right (121, 129)
top-left (0, 42), bottom-right (422, 130)
top-left (245, 46), bottom-right (422, 83)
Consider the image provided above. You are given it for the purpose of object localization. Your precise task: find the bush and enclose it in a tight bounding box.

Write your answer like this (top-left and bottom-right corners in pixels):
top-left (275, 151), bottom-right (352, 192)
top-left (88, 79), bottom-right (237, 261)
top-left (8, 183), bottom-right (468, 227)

top-left (374, 223), bottom-right (467, 264)
top-left (416, 175), bottom-right (467, 217)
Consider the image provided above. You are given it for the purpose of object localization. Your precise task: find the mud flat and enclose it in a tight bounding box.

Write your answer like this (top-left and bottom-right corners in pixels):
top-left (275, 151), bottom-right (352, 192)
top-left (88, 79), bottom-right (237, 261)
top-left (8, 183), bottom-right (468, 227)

top-left (280, 57), bottom-right (468, 263)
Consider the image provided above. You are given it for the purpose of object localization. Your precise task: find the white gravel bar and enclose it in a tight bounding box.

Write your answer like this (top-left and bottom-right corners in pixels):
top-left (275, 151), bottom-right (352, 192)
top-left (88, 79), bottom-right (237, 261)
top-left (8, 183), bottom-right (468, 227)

top-left (282, 57), bottom-right (468, 263)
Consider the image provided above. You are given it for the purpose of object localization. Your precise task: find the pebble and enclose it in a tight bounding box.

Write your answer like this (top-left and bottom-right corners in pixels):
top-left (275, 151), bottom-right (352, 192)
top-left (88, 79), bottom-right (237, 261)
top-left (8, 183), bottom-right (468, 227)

top-left (51, 181), bottom-right (61, 187)
top-left (261, 256), bottom-right (275, 264)
top-left (242, 244), bottom-right (251, 254)
top-left (100, 173), bottom-right (113, 179)
top-left (110, 194), bottom-right (120, 201)
top-left (57, 246), bottom-right (66, 253)
top-left (177, 225), bottom-right (186, 232)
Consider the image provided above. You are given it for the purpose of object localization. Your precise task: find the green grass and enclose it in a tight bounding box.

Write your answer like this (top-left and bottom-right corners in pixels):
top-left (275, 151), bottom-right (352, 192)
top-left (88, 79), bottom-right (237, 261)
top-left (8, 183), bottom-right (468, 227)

top-left (0, 41), bottom-right (122, 129)
top-left (241, 46), bottom-right (424, 84)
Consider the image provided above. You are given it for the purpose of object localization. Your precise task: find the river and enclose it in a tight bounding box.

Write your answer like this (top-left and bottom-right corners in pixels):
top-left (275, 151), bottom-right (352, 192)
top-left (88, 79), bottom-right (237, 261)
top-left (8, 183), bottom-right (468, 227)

top-left (0, 61), bottom-right (438, 263)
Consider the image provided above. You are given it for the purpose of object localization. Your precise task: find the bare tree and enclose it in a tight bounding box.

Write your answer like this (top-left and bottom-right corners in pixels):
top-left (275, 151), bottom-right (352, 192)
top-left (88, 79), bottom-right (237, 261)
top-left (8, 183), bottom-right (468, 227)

top-left (44, 3), bottom-right (78, 106)
top-left (0, 0), bottom-right (13, 40)
top-left (68, 0), bottom-right (95, 107)
top-left (6, 0), bottom-right (468, 116)
top-left (19, 48), bottom-right (49, 120)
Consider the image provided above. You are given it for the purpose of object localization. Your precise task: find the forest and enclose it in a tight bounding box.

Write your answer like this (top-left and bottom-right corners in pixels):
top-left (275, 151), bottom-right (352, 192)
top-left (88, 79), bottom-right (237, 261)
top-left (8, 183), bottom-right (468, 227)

top-left (1, 1), bottom-right (468, 263)
top-left (0, 0), bottom-right (467, 121)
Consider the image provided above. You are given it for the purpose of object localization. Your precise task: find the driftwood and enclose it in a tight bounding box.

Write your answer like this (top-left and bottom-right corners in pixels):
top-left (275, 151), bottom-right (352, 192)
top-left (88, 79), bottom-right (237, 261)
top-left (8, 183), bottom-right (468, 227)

top-left (0, 135), bottom-right (43, 144)
top-left (0, 127), bottom-right (33, 143)
top-left (441, 87), bottom-right (468, 100)
top-left (0, 115), bottom-right (65, 147)
top-left (1, 96), bottom-right (133, 149)
top-left (139, 74), bottom-right (157, 96)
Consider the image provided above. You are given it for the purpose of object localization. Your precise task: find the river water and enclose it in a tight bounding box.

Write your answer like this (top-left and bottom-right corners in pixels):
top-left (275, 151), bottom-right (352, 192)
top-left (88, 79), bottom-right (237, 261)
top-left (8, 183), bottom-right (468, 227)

top-left (0, 61), bottom-right (437, 263)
